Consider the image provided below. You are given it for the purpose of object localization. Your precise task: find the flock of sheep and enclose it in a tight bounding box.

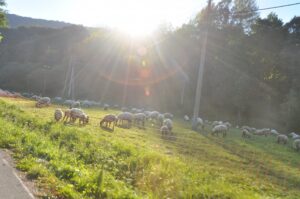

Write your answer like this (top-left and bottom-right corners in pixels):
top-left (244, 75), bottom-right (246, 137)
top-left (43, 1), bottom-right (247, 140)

top-left (26, 94), bottom-right (300, 151)
top-left (240, 125), bottom-right (300, 151)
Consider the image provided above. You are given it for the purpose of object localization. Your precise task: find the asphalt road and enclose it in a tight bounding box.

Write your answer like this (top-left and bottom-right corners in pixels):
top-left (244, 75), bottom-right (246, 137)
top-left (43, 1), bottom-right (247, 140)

top-left (0, 151), bottom-right (34, 199)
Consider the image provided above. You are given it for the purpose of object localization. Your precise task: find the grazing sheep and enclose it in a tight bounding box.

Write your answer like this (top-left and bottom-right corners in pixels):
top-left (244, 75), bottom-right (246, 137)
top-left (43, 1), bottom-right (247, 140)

top-left (82, 100), bottom-right (93, 108)
top-left (150, 111), bottom-right (160, 121)
top-left (63, 109), bottom-right (71, 122)
top-left (31, 95), bottom-right (41, 101)
top-left (133, 113), bottom-right (146, 127)
top-left (195, 117), bottom-right (204, 130)
top-left (157, 114), bottom-right (165, 126)
top-left (163, 113), bottom-right (174, 119)
top-left (212, 124), bottom-right (228, 137)
top-left (293, 139), bottom-right (300, 151)
top-left (241, 126), bottom-right (251, 132)
top-left (254, 128), bottom-right (270, 136)
top-left (160, 125), bottom-right (170, 136)
top-left (163, 119), bottom-right (173, 131)
top-left (289, 132), bottom-right (300, 140)
top-left (54, 109), bottom-right (63, 122)
top-left (122, 107), bottom-right (129, 112)
top-left (71, 101), bottom-right (81, 108)
top-left (100, 114), bottom-right (117, 130)
top-left (79, 113), bottom-right (89, 125)
top-left (117, 112), bottom-right (133, 128)
top-left (69, 108), bottom-right (88, 125)
top-left (184, 115), bottom-right (190, 121)
top-left (270, 129), bottom-right (279, 136)
top-left (242, 129), bottom-right (252, 139)
top-left (36, 97), bottom-right (51, 108)
top-left (103, 104), bottom-right (110, 110)
top-left (223, 122), bottom-right (232, 128)
top-left (277, 134), bottom-right (288, 145)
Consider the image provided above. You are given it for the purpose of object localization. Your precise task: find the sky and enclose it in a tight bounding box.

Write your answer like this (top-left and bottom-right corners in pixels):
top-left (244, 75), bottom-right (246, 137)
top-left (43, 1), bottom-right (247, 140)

top-left (5, 0), bottom-right (300, 34)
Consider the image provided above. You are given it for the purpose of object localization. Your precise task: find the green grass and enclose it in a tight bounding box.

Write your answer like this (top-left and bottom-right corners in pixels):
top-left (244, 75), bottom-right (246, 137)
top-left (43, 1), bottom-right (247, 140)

top-left (0, 97), bottom-right (299, 199)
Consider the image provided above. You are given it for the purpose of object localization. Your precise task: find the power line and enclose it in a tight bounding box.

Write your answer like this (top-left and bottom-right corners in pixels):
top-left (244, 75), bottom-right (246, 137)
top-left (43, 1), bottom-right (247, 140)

top-left (230, 2), bottom-right (300, 16)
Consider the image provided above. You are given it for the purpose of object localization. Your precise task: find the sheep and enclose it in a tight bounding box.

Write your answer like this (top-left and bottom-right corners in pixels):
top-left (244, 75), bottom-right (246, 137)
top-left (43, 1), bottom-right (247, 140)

top-left (195, 117), bottom-right (204, 130)
top-left (69, 108), bottom-right (89, 125)
top-left (103, 104), bottom-right (109, 110)
top-left (163, 119), bottom-right (173, 131)
top-left (242, 129), bottom-right (252, 139)
top-left (212, 124), bottom-right (228, 137)
top-left (100, 114), bottom-right (117, 130)
top-left (270, 129), bottom-right (279, 136)
top-left (78, 113), bottom-right (89, 125)
top-left (223, 122), bottom-right (232, 128)
top-left (277, 134), bottom-right (288, 145)
top-left (64, 100), bottom-right (75, 108)
top-left (31, 95), bottom-right (41, 101)
top-left (241, 126), bottom-right (251, 132)
top-left (293, 139), bottom-right (300, 151)
top-left (157, 114), bottom-right (165, 126)
top-left (53, 97), bottom-right (63, 104)
top-left (54, 109), bottom-right (63, 122)
top-left (71, 101), bottom-right (81, 108)
top-left (117, 112), bottom-right (133, 128)
top-left (160, 125), bottom-right (170, 136)
top-left (212, 121), bottom-right (223, 127)
top-left (133, 113), bottom-right (146, 127)
top-left (289, 132), bottom-right (300, 140)
top-left (163, 113), bottom-right (174, 119)
top-left (150, 111), bottom-right (159, 121)
top-left (36, 97), bottom-right (51, 108)
top-left (254, 128), bottom-right (270, 136)
top-left (82, 100), bottom-right (93, 108)
top-left (184, 115), bottom-right (190, 121)
top-left (63, 109), bottom-right (71, 122)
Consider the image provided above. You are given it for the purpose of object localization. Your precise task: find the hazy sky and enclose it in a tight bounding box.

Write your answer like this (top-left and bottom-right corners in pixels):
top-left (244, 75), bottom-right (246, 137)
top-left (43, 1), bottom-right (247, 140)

top-left (6, 0), bottom-right (300, 33)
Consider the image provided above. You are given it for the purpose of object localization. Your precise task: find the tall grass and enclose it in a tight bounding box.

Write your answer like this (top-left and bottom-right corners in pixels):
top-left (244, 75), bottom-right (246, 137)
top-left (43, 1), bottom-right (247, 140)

top-left (0, 98), bottom-right (299, 198)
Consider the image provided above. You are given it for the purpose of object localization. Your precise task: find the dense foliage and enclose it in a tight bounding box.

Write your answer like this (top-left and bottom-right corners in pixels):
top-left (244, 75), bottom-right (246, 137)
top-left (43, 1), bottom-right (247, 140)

top-left (0, 0), bottom-right (300, 131)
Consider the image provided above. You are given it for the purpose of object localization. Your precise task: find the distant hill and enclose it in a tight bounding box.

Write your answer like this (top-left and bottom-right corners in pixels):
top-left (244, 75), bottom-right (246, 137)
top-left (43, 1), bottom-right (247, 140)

top-left (6, 13), bottom-right (74, 29)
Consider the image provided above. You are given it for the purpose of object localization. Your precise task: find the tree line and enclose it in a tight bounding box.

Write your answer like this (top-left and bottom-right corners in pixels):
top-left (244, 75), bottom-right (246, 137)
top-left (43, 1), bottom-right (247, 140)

top-left (0, 0), bottom-right (299, 132)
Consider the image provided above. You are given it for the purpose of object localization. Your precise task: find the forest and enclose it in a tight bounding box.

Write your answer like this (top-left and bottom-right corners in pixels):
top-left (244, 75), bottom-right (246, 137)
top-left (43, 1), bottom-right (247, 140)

top-left (0, 0), bottom-right (300, 132)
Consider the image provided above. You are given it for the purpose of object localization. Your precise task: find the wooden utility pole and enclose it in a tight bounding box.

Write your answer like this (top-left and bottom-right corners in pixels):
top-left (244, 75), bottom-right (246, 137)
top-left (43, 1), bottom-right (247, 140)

top-left (192, 0), bottom-right (212, 130)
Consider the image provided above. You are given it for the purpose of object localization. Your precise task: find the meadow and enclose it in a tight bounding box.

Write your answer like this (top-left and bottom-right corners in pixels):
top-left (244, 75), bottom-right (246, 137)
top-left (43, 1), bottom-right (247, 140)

top-left (0, 97), bottom-right (299, 199)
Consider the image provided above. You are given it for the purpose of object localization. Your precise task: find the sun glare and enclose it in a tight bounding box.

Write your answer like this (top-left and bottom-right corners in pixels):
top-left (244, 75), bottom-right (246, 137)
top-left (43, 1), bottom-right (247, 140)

top-left (74, 0), bottom-right (196, 37)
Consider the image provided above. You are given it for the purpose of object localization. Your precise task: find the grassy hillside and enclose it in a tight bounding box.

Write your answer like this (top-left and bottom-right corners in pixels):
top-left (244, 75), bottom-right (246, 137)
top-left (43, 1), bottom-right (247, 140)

top-left (0, 97), bottom-right (299, 198)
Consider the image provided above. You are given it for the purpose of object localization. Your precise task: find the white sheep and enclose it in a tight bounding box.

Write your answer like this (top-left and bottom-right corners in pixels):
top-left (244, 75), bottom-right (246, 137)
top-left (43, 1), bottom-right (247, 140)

top-left (195, 117), bottom-right (204, 130)
top-left (133, 113), bottom-right (146, 127)
top-left (150, 111), bottom-right (159, 121)
top-left (277, 134), bottom-right (288, 145)
top-left (223, 122), bottom-right (232, 128)
top-left (64, 108), bottom-right (89, 125)
top-left (117, 112), bottom-right (133, 128)
top-left (36, 97), bottom-right (51, 108)
top-left (160, 125), bottom-right (170, 135)
top-left (54, 109), bottom-right (63, 122)
top-left (163, 119), bottom-right (173, 131)
top-left (212, 124), bottom-right (228, 137)
top-left (163, 113), bottom-right (174, 119)
top-left (289, 132), bottom-right (300, 140)
top-left (103, 104), bottom-right (109, 110)
top-left (293, 139), bottom-right (300, 151)
top-left (184, 115), bottom-right (190, 121)
top-left (157, 114), bottom-right (165, 126)
top-left (242, 129), bottom-right (252, 138)
top-left (270, 129), bottom-right (279, 136)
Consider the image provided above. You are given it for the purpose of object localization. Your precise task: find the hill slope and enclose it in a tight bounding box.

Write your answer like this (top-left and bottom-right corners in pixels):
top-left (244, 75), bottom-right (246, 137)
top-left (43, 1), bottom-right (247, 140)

top-left (6, 13), bottom-right (73, 29)
top-left (0, 97), bottom-right (299, 198)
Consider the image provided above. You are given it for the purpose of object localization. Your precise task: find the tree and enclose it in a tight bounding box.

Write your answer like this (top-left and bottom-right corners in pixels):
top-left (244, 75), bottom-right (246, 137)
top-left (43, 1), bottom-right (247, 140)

top-left (232, 0), bottom-right (258, 31)
top-left (0, 0), bottom-right (7, 41)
